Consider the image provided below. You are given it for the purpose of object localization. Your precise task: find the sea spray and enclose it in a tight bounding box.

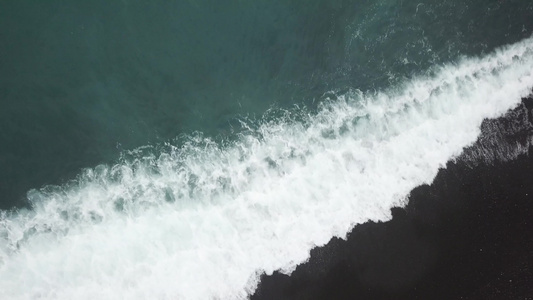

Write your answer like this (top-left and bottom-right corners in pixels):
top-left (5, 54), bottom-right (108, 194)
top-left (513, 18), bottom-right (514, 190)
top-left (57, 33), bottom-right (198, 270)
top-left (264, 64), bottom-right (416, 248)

top-left (1, 36), bottom-right (533, 300)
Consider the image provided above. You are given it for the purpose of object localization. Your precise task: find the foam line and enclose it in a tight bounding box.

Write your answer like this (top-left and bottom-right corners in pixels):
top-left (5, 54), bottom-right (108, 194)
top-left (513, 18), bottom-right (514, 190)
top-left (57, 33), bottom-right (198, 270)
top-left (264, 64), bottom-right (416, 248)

top-left (1, 36), bottom-right (533, 299)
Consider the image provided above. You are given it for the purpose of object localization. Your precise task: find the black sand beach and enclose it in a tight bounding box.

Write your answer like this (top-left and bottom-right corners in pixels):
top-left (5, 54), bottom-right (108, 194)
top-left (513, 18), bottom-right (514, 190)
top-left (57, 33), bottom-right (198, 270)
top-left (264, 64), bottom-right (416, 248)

top-left (2, 2), bottom-right (533, 297)
top-left (252, 98), bottom-right (533, 300)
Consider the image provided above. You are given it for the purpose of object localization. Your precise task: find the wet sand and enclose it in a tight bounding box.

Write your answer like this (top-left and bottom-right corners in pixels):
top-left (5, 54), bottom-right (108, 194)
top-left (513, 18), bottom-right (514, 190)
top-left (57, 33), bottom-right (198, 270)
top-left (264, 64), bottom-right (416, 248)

top-left (252, 98), bottom-right (533, 300)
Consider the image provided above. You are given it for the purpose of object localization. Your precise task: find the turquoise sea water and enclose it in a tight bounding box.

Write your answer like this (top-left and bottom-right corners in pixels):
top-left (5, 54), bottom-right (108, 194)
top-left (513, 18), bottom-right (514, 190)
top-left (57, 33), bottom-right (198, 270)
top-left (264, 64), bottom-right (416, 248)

top-left (2, 0), bottom-right (531, 209)
top-left (1, 1), bottom-right (533, 299)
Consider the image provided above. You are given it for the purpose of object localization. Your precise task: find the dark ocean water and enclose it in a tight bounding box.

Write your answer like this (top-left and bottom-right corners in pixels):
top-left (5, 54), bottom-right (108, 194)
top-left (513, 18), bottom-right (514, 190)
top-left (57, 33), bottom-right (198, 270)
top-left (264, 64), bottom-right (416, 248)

top-left (1, 1), bottom-right (533, 299)
top-left (2, 0), bottom-right (532, 209)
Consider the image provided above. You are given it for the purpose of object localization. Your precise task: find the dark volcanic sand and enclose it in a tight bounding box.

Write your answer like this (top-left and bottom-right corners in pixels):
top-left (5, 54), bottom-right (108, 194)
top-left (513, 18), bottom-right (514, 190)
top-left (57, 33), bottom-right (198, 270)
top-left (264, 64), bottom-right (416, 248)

top-left (252, 98), bottom-right (533, 300)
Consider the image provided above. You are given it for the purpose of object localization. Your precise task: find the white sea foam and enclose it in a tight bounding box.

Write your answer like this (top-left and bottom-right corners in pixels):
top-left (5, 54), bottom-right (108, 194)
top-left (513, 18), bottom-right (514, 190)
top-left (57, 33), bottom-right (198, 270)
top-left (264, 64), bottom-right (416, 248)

top-left (1, 37), bottom-right (533, 300)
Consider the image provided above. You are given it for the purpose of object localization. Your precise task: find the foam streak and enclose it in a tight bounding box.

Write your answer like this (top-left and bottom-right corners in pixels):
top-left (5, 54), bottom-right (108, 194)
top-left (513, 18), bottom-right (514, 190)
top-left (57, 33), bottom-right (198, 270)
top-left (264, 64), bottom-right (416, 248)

top-left (1, 37), bottom-right (533, 299)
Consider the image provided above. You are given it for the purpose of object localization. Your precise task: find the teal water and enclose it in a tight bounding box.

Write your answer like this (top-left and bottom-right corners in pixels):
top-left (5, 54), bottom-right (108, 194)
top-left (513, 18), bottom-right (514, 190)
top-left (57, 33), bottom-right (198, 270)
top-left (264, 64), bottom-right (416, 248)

top-left (0, 0), bottom-right (532, 209)
top-left (2, 1), bottom-right (533, 299)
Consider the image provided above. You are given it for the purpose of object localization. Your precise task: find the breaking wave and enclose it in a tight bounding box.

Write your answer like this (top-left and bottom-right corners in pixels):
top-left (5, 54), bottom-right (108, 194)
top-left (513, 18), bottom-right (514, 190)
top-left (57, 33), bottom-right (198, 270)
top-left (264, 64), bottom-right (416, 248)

top-left (1, 36), bottom-right (533, 300)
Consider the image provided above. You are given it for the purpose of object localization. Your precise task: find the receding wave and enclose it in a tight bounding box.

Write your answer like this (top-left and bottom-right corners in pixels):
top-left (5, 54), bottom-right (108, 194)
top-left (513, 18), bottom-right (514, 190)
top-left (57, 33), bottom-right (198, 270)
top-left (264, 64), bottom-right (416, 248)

top-left (1, 36), bottom-right (533, 300)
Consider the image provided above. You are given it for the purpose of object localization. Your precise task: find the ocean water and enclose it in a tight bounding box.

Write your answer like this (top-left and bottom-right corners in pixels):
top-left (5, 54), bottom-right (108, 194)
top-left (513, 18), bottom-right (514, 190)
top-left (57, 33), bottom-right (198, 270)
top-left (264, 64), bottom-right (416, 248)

top-left (1, 1), bottom-right (533, 299)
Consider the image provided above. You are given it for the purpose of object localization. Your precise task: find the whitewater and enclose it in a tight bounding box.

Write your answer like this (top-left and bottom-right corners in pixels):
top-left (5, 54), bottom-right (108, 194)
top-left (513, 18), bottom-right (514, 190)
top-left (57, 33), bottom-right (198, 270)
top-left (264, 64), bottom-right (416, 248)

top-left (1, 36), bottom-right (533, 300)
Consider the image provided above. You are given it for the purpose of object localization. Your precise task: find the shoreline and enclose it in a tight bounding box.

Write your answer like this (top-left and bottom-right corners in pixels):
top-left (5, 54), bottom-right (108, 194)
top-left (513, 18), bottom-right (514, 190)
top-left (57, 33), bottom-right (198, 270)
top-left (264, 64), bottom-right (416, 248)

top-left (251, 98), bottom-right (533, 299)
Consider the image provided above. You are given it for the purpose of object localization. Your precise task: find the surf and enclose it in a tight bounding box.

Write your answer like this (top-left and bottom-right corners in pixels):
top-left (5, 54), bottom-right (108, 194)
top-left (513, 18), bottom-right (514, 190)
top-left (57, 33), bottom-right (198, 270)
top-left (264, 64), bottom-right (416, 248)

top-left (1, 36), bottom-right (533, 300)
